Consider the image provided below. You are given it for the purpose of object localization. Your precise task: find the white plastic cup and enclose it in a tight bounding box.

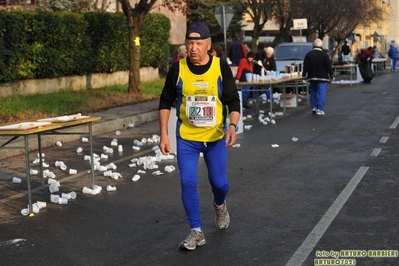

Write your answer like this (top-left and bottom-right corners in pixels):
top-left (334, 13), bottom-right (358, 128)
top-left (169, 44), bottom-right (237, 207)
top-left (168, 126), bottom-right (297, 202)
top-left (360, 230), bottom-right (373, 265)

top-left (69, 191), bottom-right (77, 199)
top-left (49, 183), bottom-right (59, 193)
top-left (36, 201), bottom-right (47, 209)
top-left (245, 73), bottom-right (253, 82)
top-left (58, 198), bottom-right (68, 204)
top-left (115, 130), bottom-right (121, 135)
top-left (55, 141), bottom-right (62, 147)
top-left (103, 170), bottom-right (112, 177)
top-left (47, 178), bottom-right (59, 186)
top-left (32, 203), bottom-right (40, 214)
top-left (47, 172), bottom-right (56, 179)
top-left (30, 169), bottom-right (38, 175)
top-left (12, 177), bottom-right (22, 184)
top-left (60, 164), bottom-right (67, 171)
top-left (91, 186), bottom-right (102, 195)
top-left (21, 208), bottom-right (29, 216)
top-left (61, 193), bottom-right (71, 199)
top-left (82, 186), bottom-right (93, 194)
top-left (111, 173), bottom-right (120, 180)
top-left (118, 145), bottom-right (123, 152)
top-left (69, 169), bottom-right (77, 175)
top-left (106, 163), bottom-right (116, 170)
top-left (83, 155), bottom-right (91, 161)
top-left (76, 147), bottom-right (83, 153)
top-left (82, 137), bottom-right (89, 142)
top-left (132, 174), bottom-right (140, 182)
top-left (106, 185), bottom-right (116, 192)
top-left (55, 160), bottom-right (64, 167)
top-left (100, 153), bottom-right (108, 159)
top-left (50, 194), bottom-right (60, 203)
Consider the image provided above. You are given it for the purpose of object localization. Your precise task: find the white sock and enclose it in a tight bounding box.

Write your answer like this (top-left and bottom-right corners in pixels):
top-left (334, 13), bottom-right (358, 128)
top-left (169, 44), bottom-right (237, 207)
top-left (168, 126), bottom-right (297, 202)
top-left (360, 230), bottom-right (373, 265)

top-left (192, 227), bottom-right (201, 232)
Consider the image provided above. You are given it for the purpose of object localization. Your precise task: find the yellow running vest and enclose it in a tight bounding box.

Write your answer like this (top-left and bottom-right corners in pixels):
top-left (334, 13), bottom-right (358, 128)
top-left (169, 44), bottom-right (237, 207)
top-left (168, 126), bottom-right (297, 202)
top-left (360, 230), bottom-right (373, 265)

top-left (177, 57), bottom-right (225, 142)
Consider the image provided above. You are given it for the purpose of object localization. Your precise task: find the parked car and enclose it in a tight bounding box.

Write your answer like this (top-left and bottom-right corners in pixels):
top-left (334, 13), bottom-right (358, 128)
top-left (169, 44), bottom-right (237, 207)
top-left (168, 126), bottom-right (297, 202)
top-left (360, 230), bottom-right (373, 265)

top-left (273, 42), bottom-right (313, 73)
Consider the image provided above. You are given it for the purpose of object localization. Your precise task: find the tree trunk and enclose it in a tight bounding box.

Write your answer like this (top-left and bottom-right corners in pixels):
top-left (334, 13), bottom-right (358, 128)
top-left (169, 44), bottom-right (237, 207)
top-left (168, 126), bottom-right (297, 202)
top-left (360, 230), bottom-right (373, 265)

top-left (127, 16), bottom-right (142, 94)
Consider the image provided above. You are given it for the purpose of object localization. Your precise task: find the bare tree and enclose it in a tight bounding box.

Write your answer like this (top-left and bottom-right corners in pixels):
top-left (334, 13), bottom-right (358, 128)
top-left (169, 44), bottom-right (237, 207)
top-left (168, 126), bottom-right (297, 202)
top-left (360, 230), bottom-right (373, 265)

top-left (117, 0), bottom-right (190, 93)
top-left (239, 0), bottom-right (273, 51)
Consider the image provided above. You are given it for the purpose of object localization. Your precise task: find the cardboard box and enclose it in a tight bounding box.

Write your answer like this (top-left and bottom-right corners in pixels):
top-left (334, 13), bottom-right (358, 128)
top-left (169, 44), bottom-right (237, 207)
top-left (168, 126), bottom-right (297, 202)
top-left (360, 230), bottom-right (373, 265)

top-left (280, 94), bottom-right (297, 107)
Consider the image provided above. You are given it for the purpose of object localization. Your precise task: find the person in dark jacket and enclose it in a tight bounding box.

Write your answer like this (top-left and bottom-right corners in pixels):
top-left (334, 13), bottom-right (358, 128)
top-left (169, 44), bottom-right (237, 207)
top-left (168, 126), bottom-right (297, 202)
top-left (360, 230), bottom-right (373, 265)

top-left (227, 34), bottom-right (247, 66)
top-left (302, 39), bottom-right (334, 116)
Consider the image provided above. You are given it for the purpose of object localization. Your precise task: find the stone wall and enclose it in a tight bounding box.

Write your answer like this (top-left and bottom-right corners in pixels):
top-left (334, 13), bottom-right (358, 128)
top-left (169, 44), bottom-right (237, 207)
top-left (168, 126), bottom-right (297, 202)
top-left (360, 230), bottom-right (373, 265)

top-left (0, 67), bottom-right (159, 97)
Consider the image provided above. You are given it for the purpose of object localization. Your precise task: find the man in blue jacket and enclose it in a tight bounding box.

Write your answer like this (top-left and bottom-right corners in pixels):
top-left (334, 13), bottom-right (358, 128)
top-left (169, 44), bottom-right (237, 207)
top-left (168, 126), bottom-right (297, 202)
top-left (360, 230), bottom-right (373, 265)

top-left (388, 44), bottom-right (398, 72)
top-left (302, 39), bottom-right (335, 116)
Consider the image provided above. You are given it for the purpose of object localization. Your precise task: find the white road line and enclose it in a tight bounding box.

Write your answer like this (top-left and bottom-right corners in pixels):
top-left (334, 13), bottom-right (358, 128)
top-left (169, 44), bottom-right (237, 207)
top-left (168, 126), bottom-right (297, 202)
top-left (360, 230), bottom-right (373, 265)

top-left (389, 115), bottom-right (399, 129)
top-left (285, 166), bottom-right (369, 266)
top-left (0, 238), bottom-right (26, 246)
top-left (379, 137), bottom-right (389, 143)
top-left (370, 148), bottom-right (381, 156)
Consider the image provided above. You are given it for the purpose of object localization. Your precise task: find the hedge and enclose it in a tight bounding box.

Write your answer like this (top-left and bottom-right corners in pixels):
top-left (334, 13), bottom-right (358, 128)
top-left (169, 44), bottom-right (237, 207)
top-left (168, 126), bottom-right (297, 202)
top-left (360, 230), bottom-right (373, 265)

top-left (0, 9), bottom-right (171, 82)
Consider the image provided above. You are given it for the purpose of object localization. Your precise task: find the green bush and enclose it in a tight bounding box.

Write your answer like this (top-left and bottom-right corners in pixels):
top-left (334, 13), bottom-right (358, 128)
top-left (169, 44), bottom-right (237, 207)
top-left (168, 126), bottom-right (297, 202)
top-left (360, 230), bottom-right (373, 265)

top-left (0, 10), bottom-right (170, 82)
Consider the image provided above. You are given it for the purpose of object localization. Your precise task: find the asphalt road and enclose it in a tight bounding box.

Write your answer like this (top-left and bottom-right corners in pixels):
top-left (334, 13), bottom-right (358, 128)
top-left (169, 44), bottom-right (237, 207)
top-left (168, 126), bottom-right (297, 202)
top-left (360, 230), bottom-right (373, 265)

top-left (0, 72), bottom-right (398, 266)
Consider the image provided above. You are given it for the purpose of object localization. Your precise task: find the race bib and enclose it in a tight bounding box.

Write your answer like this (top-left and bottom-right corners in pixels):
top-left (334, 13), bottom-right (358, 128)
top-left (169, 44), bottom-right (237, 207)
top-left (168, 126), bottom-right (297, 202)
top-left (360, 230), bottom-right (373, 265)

top-left (186, 95), bottom-right (216, 127)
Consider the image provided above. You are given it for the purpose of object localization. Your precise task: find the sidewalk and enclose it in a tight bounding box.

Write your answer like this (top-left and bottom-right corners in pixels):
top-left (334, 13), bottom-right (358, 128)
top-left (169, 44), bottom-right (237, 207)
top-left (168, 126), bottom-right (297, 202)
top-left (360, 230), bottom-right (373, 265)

top-left (0, 100), bottom-right (160, 160)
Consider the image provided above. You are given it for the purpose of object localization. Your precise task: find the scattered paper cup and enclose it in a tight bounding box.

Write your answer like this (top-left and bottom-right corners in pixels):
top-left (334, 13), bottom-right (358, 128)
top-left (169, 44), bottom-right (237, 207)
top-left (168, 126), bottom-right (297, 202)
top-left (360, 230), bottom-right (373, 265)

top-left (30, 169), bottom-right (38, 175)
top-left (69, 191), bottom-right (77, 199)
top-left (50, 194), bottom-right (60, 203)
top-left (103, 170), bottom-right (112, 177)
top-left (69, 169), bottom-right (77, 175)
top-left (32, 203), bottom-right (40, 214)
top-left (76, 147), bottom-right (83, 153)
top-left (82, 137), bottom-right (89, 142)
top-left (132, 174), bottom-right (140, 182)
top-left (82, 186), bottom-right (93, 194)
top-left (12, 177), bottom-right (22, 184)
top-left (106, 185), bottom-right (116, 192)
top-left (58, 198), bottom-right (68, 204)
top-left (21, 208), bottom-right (29, 216)
top-left (60, 164), bottom-right (67, 171)
top-left (36, 201), bottom-right (47, 209)
top-left (118, 145), bottom-right (123, 152)
top-left (100, 153), bottom-right (108, 159)
top-left (55, 161), bottom-right (64, 167)
top-left (91, 186), bottom-right (101, 195)
top-left (55, 141), bottom-right (62, 147)
top-left (49, 183), bottom-right (59, 193)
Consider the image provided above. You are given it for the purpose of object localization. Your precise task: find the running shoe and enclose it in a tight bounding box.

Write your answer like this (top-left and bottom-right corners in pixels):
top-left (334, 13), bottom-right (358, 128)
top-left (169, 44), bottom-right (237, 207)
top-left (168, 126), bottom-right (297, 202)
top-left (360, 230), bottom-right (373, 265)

top-left (214, 201), bottom-right (230, 229)
top-left (316, 110), bottom-right (325, 116)
top-left (312, 107), bottom-right (317, 115)
top-left (179, 229), bottom-right (206, 250)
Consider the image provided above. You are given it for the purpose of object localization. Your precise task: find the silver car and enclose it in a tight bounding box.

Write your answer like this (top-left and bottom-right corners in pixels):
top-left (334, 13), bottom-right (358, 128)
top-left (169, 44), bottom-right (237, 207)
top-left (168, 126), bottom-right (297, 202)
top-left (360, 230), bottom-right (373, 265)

top-left (273, 42), bottom-right (313, 72)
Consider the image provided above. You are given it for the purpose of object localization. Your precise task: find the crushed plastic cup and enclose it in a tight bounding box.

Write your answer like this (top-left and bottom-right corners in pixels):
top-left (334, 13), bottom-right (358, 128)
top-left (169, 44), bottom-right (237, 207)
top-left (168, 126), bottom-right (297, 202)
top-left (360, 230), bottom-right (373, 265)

top-left (164, 165), bottom-right (176, 173)
top-left (12, 177), bottom-right (22, 184)
top-left (82, 186), bottom-right (93, 194)
top-left (32, 203), bottom-right (40, 214)
top-left (91, 186), bottom-right (102, 195)
top-left (36, 201), bottom-right (47, 209)
top-left (106, 185), bottom-right (116, 192)
top-left (55, 161), bottom-right (64, 167)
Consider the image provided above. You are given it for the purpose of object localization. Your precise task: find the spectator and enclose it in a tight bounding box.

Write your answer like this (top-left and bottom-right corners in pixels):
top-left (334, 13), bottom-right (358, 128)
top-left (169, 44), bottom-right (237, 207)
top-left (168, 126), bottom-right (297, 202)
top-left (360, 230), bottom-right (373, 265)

top-left (341, 41), bottom-right (351, 61)
top-left (175, 45), bottom-right (187, 62)
top-left (158, 22), bottom-right (240, 251)
top-left (388, 44), bottom-right (398, 72)
top-left (302, 39), bottom-right (334, 116)
top-left (210, 45), bottom-right (223, 58)
top-left (236, 51), bottom-right (255, 108)
top-left (227, 34), bottom-right (247, 66)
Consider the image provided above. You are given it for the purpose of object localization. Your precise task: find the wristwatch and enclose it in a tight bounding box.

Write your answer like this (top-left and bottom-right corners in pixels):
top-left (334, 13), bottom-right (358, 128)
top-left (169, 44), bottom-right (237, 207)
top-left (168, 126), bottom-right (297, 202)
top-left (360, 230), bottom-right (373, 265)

top-left (229, 123), bottom-right (238, 132)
